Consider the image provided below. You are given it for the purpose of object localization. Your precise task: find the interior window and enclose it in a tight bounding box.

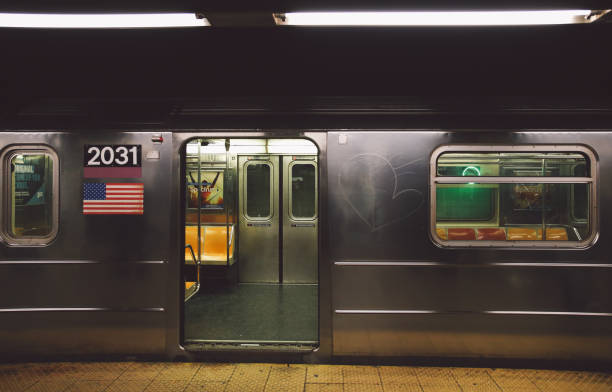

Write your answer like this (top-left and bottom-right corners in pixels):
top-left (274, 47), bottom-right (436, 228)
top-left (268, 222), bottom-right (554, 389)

top-left (291, 163), bottom-right (316, 219)
top-left (432, 148), bottom-right (595, 246)
top-left (246, 163), bottom-right (271, 218)
top-left (436, 185), bottom-right (496, 221)
top-left (572, 164), bottom-right (589, 222)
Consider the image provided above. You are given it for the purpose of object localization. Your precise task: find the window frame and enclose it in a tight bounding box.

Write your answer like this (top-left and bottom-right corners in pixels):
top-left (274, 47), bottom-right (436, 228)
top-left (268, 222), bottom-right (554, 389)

top-left (430, 144), bottom-right (598, 249)
top-left (0, 145), bottom-right (59, 246)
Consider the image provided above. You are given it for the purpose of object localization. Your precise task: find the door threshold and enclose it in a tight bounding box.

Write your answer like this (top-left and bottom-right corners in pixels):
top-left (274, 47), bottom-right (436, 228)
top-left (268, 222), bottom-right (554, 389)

top-left (184, 340), bottom-right (318, 352)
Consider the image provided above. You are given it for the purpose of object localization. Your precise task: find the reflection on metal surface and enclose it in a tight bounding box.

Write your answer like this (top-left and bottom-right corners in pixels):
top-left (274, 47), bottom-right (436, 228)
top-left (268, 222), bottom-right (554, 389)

top-left (0, 260), bottom-right (166, 264)
top-left (0, 307), bottom-right (165, 312)
top-left (336, 309), bottom-right (436, 314)
top-left (335, 261), bottom-right (444, 266)
top-left (492, 262), bottom-right (612, 267)
top-left (339, 153), bottom-right (424, 232)
top-left (335, 309), bottom-right (612, 317)
top-left (335, 261), bottom-right (612, 267)
top-left (485, 311), bottom-right (612, 317)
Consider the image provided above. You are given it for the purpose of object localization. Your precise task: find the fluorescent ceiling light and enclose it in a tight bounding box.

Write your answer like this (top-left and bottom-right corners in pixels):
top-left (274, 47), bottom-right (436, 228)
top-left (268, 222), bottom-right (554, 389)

top-left (0, 13), bottom-right (209, 28)
top-left (274, 10), bottom-right (606, 26)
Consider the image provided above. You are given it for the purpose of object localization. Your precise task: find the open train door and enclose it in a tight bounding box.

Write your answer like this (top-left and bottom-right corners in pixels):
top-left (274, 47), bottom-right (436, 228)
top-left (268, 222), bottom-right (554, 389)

top-left (182, 138), bottom-right (318, 351)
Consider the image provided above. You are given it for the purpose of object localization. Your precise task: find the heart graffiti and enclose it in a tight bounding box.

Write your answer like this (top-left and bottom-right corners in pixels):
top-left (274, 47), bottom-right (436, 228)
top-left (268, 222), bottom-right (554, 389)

top-left (338, 153), bottom-right (424, 232)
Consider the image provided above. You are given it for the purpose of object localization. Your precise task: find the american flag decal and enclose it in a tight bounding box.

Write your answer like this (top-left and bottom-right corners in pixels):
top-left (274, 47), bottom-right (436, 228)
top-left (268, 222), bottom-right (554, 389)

top-left (83, 183), bottom-right (144, 215)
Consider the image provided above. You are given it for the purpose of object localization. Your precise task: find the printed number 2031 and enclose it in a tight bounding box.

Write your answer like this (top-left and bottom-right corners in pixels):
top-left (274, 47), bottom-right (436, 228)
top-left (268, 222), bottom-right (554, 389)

top-left (87, 146), bottom-right (139, 166)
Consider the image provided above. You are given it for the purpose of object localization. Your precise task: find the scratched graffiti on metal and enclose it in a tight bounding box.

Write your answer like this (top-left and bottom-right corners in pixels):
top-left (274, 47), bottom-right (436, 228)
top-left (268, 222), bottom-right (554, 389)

top-left (338, 153), bottom-right (424, 231)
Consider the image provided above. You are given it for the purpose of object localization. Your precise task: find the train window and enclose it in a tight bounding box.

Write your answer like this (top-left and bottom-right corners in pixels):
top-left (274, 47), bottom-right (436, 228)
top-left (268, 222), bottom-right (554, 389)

top-left (1, 146), bottom-right (59, 246)
top-left (246, 163), bottom-right (272, 219)
top-left (290, 163), bottom-right (317, 219)
top-left (430, 146), bottom-right (597, 248)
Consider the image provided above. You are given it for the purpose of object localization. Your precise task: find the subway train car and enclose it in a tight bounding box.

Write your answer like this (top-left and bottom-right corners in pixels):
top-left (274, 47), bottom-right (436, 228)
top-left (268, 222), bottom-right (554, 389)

top-left (0, 98), bottom-right (611, 366)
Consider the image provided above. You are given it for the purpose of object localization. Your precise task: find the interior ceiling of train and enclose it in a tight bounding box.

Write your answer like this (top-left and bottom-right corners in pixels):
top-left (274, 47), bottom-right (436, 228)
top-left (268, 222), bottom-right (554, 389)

top-left (1, 1), bottom-right (612, 101)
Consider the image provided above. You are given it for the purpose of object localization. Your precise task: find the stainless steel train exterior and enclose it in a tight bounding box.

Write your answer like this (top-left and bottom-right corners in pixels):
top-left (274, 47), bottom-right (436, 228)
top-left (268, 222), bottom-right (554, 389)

top-left (1, 101), bottom-right (611, 366)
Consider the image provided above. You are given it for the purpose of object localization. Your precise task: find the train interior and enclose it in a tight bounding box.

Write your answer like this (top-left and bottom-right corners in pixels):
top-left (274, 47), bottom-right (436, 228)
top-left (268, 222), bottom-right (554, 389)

top-left (182, 138), bottom-right (318, 349)
top-left (435, 152), bottom-right (591, 242)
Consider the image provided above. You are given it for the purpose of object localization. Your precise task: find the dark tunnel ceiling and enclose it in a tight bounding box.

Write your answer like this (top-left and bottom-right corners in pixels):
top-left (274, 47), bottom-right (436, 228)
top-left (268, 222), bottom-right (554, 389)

top-left (2, 1), bottom-right (612, 100)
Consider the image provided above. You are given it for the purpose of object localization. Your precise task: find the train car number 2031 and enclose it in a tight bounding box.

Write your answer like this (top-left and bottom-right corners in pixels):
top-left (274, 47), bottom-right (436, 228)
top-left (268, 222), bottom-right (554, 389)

top-left (84, 145), bottom-right (142, 167)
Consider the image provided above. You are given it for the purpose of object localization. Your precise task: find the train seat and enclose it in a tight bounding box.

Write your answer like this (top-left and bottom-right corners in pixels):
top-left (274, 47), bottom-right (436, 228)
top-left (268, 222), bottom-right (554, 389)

top-left (546, 227), bottom-right (568, 240)
top-left (507, 227), bottom-right (539, 240)
top-left (506, 227), bottom-right (568, 241)
top-left (436, 227), bottom-right (448, 240)
top-left (184, 225), bottom-right (235, 264)
top-left (185, 226), bottom-right (199, 262)
top-left (447, 228), bottom-right (476, 240)
top-left (477, 228), bottom-right (506, 240)
top-left (202, 226), bottom-right (235, 265)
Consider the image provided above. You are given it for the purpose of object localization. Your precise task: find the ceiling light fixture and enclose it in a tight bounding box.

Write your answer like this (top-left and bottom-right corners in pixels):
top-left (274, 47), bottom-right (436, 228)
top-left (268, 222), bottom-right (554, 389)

top-left (273, 10), bottom-right (609, 26)
top-left (0, 13), bottom-right (210, 28)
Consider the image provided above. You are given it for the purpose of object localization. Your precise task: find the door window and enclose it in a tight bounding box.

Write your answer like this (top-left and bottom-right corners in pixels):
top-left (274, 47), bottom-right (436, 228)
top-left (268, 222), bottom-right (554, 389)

top-left (290, 163), bottom-right (317, 219)
top-left (246, 163), bottom-right (272, 219)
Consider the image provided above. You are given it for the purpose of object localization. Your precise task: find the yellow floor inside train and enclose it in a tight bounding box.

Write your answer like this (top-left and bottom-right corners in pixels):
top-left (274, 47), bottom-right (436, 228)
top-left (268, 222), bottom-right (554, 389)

top-left (1, 362), bottom-right (611, 392)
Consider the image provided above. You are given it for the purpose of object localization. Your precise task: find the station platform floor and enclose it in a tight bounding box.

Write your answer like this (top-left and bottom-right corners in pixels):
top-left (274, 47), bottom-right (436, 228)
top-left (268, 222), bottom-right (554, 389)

top-left (0, 362), bottom-right (611, 392)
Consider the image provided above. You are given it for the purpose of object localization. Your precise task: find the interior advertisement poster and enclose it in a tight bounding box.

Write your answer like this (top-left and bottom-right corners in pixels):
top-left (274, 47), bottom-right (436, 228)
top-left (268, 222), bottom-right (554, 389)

top-left (11, 154), bottom-right (50, 235)
top-left (512, 184), bottom-right (544, 210)
top-left (12, 155), bottom-right (47, 208)
top-left (187, 170), bottom-right (224, 209)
